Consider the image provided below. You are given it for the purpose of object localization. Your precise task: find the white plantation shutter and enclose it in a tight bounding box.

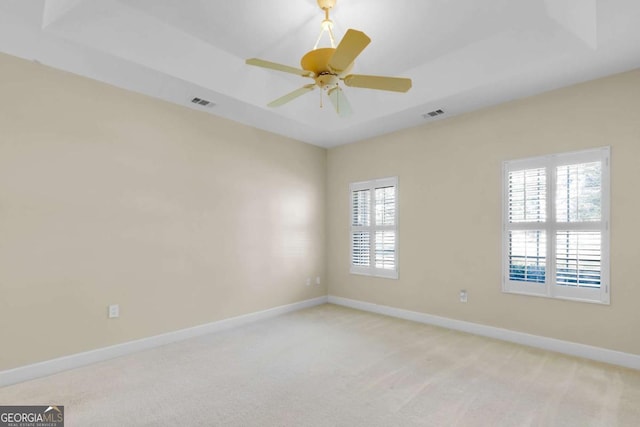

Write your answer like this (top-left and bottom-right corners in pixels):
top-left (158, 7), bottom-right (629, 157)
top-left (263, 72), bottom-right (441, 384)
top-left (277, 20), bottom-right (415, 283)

top-left (352, 189), bottom-right (370, 227)
top-left (508, 230), bottom-right (546, 283)
top-left (351, 189), bottom-right (371, 267)
top-left (556, 162), bottom-right (602, 222)
top-left (503, 148), bottom-right (609, 304)
top-left (505, 160), bottom-right (548, 291)
top-left (351, 232), bottom-right (370, 267)
top-left (552, 151), bottom-right (608, 302)
top-left (375, 230), bottom-right (396, 269)
top-left (350, 177), bottom-right (398, 279)
top-left (555, 231), bottom-right (601, 287)
top-left (508, 168), bottom-right (546, 223)
top-left (375, 187), bottom-right (396, 226)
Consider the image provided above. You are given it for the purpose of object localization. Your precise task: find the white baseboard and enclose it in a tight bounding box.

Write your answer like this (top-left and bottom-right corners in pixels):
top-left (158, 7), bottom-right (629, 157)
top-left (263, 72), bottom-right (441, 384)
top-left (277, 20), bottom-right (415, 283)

top-left (0, 296), bottom-right (328, 387)
top-left (328, 295), bottom-right (640, 371)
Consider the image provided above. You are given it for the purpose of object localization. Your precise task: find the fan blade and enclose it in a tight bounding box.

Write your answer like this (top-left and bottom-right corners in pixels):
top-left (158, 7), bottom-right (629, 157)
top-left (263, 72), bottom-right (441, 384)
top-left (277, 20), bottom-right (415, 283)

top-left (246, 58), bottom-right (313, 77)
top-left (328, 29), bottom-right (371, 73)
top-left (342, 74), bottom-right (412, 92)
top-left (327, 86), bottom-right (353, 117)
top-left (268, 84), bottom-right (316, 107)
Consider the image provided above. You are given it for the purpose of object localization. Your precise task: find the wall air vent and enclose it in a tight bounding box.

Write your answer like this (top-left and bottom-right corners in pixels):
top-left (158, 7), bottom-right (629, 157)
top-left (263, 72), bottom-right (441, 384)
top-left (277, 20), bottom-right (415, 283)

top-left (423, 109), bottom-right (444, 119)
top-left (191, 97), bottom-right (215, 107)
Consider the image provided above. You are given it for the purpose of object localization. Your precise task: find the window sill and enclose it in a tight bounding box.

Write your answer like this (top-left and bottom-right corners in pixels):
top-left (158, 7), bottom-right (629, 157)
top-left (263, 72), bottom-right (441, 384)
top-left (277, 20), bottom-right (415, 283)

top-left (350, 267), bottom-right (398, 280)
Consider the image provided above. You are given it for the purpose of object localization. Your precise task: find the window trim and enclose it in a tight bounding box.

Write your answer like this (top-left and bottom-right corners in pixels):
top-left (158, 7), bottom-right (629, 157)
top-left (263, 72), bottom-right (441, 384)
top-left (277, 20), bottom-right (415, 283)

top-left (350, 176), bottom-right (399, 279)
top-left (501, 147), bottom-right (610, 304)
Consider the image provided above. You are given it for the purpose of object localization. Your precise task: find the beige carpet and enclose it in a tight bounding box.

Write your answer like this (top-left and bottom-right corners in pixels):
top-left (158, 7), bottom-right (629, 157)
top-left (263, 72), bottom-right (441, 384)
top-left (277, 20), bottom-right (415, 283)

top-left (1, 304), bottom-right (639, 426)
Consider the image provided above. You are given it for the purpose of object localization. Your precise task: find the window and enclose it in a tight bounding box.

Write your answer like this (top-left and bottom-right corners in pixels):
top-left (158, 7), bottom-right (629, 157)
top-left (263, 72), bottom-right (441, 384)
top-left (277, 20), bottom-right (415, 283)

top-left (350, 177), bottom-right (398, 279)
top-left (502, 147), bottom-right (610, 304)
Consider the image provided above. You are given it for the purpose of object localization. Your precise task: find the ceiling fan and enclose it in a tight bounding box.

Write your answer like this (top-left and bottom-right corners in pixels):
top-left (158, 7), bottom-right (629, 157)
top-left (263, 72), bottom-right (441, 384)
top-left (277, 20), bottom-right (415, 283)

top-left (246, 0), bottom-right (412, 117)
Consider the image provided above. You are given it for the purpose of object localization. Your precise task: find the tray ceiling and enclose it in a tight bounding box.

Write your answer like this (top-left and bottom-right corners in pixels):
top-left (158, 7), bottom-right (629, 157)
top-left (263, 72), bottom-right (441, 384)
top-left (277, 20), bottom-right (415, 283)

top-left (1, 0), bottom-right (639, 147)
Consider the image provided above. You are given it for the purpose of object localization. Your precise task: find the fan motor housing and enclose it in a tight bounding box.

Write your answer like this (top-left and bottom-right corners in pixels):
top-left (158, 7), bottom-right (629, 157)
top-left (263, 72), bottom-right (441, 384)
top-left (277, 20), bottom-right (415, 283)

top-left (301, 48), bottom-right (335, 75)
top-left (301, 47), bottom-right (354, 89)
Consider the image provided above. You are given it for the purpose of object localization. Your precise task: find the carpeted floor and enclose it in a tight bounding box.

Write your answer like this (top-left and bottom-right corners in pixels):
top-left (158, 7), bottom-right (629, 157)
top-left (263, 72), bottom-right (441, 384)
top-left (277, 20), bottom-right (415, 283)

top-left (1, 304), bottom-right (639, 426)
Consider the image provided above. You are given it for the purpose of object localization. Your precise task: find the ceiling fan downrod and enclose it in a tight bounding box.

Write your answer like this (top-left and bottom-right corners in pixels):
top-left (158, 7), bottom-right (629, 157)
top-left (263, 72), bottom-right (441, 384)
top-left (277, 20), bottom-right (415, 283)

top-left (314, 0), bottom-right (337, 49)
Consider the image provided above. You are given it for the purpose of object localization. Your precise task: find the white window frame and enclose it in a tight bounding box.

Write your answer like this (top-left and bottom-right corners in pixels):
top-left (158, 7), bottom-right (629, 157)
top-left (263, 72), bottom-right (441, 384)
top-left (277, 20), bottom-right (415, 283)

top-left (350, 177), bottom-right (398, 279)
top-left (502, 147), bottom-right (610, 304)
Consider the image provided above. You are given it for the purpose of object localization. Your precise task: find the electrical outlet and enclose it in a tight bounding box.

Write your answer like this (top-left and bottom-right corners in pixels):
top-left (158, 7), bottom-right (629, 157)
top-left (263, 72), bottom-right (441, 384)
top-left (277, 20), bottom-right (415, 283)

top-left (108, 304), bottom-right (120, 318)
top-left (459, 290), bottom-right (468, 303)
top-left (316, 276), bottom-right (321, 285)
top-left (305, 278), bottom-right (311, 286)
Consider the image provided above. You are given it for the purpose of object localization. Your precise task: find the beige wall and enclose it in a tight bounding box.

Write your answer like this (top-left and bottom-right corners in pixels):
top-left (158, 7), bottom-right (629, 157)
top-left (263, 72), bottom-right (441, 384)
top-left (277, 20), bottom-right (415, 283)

top-left (0, 53), bottom-right (326, 370)
top-left (2, 49), bottom-right (638, 372)
top-left (327, 69), bottom-right (640, 356)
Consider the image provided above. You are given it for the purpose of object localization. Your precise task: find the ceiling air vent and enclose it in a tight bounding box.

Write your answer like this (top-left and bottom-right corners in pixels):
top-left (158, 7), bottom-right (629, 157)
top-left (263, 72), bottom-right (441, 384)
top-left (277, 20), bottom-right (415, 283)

top-left (423, 109), bottom-right (444, 119)
top-left (191, 97), bottom-right (215, 107)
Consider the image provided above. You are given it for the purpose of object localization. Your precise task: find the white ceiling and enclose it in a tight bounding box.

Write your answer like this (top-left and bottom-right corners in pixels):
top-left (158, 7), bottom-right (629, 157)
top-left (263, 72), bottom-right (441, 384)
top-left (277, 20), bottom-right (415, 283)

top-left (1, 0), bottom-right (640, 147)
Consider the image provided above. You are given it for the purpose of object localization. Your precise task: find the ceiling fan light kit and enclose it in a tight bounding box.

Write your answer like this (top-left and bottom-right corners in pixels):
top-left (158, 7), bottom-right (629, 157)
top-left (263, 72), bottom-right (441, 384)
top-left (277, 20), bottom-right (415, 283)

top-left (246, 0), bottom-right (412, 117)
